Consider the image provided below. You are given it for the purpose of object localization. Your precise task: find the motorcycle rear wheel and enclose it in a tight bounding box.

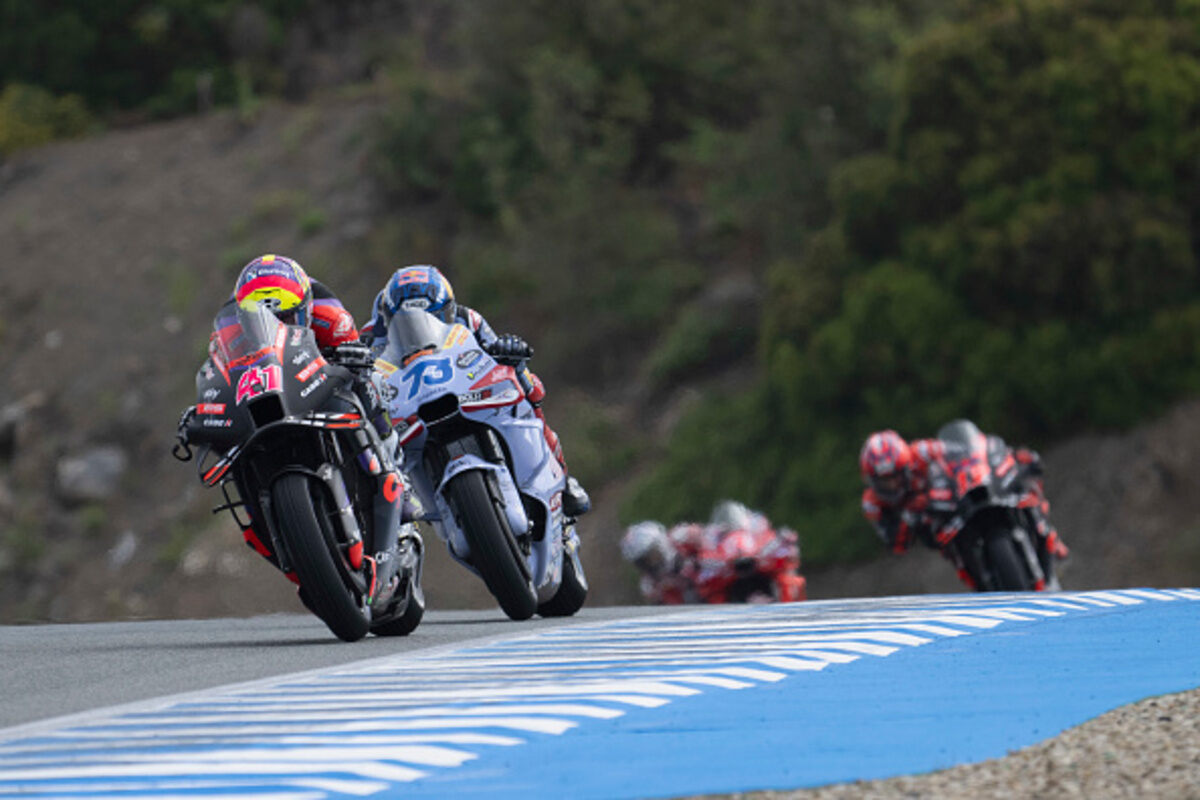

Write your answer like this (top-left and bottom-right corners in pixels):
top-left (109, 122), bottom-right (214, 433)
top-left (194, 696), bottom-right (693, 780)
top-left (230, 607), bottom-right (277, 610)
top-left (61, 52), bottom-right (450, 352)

top-left (273, 473), bottom-right (370, 642)
top-left (537, 546), bottom-right (588, 617)
top-left (447, 470), bottom-right (538, 621)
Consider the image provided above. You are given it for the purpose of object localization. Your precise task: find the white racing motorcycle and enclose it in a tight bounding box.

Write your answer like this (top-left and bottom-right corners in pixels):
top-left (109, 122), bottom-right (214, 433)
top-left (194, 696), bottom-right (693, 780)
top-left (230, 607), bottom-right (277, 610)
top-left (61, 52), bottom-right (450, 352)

top-left (374, 309), bottom-right (587, 620)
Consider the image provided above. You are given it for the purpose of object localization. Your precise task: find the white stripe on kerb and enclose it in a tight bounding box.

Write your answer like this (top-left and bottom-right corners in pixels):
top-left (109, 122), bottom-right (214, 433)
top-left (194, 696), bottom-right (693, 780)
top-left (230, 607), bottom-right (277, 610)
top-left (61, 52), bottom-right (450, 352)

top-left (668, 676), bottom-right (753, 690)
top-left (1063, 594), bottom-right (1117, 607)
top-left (755, 656), bottom-right (830, 671)
top-left (4, 743), bottom-right (478, 770)
top-left (1086, 591), bottom-right (1143, 606)
top-left (220, 679), bottom-right (705, 705)
top-left (98, 703), bottom-right (626, 727)
top-left (31, 717), bottom-right (581, 737)
top-left (0, 759), bottom-right (428, 783)
top-left (0, 786), bottom-right (333, 800)
top-left (0, 732), bottom-right (525, 756)
top-left (1119, 589), bottom-right (1177, 601)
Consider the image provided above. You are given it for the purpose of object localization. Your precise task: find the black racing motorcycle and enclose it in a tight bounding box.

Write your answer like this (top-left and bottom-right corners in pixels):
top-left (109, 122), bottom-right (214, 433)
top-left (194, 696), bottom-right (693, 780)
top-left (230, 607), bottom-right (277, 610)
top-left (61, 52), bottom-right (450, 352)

top-left (173, 301), bottom-right (423, 641)
top-left (926, 420), bottom-right (1060, 592)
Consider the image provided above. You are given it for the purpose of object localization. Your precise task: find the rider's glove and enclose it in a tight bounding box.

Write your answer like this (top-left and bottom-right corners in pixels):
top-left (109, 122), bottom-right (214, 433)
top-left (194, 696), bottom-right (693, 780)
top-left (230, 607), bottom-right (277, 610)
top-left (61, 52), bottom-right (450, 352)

top-left (485, 334), bottom-right (534, 365)
top-left (328, 341), bottom-right (374, 373)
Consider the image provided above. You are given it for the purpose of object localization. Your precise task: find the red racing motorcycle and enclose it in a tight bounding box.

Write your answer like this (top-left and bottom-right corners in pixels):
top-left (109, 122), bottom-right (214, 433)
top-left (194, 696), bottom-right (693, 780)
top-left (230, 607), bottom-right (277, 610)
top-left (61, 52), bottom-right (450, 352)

top-left (925, 420), bottom-right (1060, 592)
top-left (692, 513), bottom-right (807, 604)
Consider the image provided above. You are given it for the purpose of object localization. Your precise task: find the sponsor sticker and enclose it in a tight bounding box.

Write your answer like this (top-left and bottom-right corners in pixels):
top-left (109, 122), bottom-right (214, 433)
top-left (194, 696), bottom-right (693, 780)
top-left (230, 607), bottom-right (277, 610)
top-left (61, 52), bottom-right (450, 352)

top-left (290, 328), bottom-right (304, 347)
top-left (292, 350), bottom-right (311, 366)
top-left (300, 372), bottom-right (328, 397)
top-left (401, 298), bottom-right (430, 311)
top-left (197, 403), bottom-right (226, 415)
top-left (457, 349), bottom-right (483, 369)
top-left (202, 387), bottom-right (220, 400)
top-left (296, 357), bottom-right (326, 382)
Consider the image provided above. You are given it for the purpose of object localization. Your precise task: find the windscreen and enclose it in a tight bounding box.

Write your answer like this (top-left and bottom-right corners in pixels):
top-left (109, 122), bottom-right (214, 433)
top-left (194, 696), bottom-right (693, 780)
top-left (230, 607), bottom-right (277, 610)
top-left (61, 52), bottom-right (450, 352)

top-left (212, 302), bottom-right (284, 366)
top-left (381, 309), bottom-right (452, 363)
top-left (937, 419), bottom-right (986, 460)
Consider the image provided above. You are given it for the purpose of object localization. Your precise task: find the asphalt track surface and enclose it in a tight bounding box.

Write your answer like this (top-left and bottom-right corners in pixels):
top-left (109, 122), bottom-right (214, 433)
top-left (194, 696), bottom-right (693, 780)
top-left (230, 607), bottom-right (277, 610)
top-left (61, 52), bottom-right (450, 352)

top-left (0, 607), bottom-right (666, 729)
top-left (1, 591), bottom-right (1198, 798)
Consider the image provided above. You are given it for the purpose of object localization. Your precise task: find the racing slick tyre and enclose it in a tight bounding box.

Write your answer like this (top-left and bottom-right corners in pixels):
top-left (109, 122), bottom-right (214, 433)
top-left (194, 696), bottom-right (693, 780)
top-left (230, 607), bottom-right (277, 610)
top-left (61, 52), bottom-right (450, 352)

top-left (537, 544), bottom-right (588, 617)
top-left (447, 469), bottom-right (538, 621)
top-left (272, 473), bottom-right (370, 642)
top-left (986, 530), bottom-right (1035, 592)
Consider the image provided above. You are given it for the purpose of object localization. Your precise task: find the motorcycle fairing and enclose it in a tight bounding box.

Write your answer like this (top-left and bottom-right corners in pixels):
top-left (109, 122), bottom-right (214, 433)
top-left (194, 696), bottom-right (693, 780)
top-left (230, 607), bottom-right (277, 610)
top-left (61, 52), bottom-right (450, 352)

top-left (933, 421), bottom-right (1050, 589)
top-left (377, 310), bottom-right (569, 599)
top-left (189, 303), bottom-right (347, 447)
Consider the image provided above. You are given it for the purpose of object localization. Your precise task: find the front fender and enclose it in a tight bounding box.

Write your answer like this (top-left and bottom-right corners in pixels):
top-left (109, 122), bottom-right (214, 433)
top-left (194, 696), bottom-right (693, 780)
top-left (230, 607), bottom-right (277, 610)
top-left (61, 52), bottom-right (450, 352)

top-left (436, 456), bottom-right (531, 547)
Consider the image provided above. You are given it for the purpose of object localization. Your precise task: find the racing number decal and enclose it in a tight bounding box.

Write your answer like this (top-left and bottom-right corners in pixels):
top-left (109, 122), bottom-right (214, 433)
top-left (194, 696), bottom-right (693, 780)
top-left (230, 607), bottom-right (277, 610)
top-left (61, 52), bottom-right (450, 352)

top-left (401, 358), bottom-right (453, 399)
top-left (236, 365), bottom-right (283, 404)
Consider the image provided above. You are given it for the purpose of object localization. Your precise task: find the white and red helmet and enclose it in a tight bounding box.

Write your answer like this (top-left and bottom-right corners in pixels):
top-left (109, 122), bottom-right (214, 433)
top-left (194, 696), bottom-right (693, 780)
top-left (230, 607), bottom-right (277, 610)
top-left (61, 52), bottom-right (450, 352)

top-left (859, 430), bottom-right (913, 504)
top-left (621, 521), bottom-right (674, 578)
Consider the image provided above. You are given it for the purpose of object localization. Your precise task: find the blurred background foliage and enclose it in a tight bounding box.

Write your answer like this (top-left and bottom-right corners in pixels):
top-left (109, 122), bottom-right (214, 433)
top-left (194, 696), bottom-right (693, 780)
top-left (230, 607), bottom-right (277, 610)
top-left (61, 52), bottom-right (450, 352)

top-left (7, 0), bottom-right (1200, 565)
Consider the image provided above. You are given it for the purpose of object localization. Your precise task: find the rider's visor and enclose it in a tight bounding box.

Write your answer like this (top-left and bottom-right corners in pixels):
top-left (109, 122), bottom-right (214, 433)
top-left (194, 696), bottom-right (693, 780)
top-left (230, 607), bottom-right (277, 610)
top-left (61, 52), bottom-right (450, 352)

top-left (872, 471), bottom-right (906, 498)
top-left (634, 548), bottom-right (667, 577)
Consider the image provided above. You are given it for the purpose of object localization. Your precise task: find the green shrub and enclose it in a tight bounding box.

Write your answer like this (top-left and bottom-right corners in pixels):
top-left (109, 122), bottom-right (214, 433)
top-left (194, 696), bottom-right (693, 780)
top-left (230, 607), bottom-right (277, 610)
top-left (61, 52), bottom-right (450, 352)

top-left (0, 83), bottom-right (92, 155)
top-left (645, 296), bottom-right (759, 389)
top-left (634, 0), bottom-right (1200, 564)
top-left (298, 207), bottom-right (328, 237)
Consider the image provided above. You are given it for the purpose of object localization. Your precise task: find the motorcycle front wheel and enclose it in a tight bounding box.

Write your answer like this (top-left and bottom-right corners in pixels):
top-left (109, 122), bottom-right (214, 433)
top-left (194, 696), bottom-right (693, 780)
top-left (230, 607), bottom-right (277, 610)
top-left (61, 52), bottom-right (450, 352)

top-left (985, 530), bottom-right (1035, 591)
top-left (272, 473), bottom-right (370, 641)
top-left (446, 469), bottom-right (538, 621)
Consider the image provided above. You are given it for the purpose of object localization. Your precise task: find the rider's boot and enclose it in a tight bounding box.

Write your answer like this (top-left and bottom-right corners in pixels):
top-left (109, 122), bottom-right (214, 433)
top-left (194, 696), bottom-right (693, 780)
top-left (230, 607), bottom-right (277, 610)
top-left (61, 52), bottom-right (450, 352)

top-left (563, 475), bottom-right (590, 518)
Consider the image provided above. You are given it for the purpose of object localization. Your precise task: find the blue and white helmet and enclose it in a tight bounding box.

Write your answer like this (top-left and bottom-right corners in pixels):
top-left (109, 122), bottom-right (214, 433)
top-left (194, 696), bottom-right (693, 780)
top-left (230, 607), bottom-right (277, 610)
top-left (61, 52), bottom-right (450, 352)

top-left (378, 265), bottom-right (457, 324)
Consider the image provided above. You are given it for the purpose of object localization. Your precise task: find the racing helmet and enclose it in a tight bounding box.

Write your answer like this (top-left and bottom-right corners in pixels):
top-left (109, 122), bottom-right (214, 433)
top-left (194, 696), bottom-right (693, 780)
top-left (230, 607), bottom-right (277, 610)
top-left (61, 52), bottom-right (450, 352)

top-left (859, 429), bottom-right (913, 504)
top-left (620, 521), bottom-right (674, 578)
top-left (234, 254), bottom-right (313, 326)
top-left (378, 265), bottom-right (457, 325)
top-left (709, 500), bottom-right (753, 534)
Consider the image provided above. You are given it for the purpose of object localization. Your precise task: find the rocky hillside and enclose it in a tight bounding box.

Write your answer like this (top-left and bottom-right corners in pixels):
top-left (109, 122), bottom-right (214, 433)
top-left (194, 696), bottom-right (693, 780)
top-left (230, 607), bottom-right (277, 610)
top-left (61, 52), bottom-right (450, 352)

top-left (0, 95), bottom-right (1196, 624)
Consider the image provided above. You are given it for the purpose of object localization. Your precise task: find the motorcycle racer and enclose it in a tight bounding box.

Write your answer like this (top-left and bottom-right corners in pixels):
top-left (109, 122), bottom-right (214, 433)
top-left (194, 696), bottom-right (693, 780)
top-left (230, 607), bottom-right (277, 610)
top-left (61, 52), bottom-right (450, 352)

top-left (860, 426), bottom-right (1069, 563)
top-left (189, 254), bottom-right (421, 610)
top-left (620, 520), bottom-right (705, 604)
top-left (623, 502), bottom-right (804, 604)
top-left (361, 264), bottom-right (591, 518)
